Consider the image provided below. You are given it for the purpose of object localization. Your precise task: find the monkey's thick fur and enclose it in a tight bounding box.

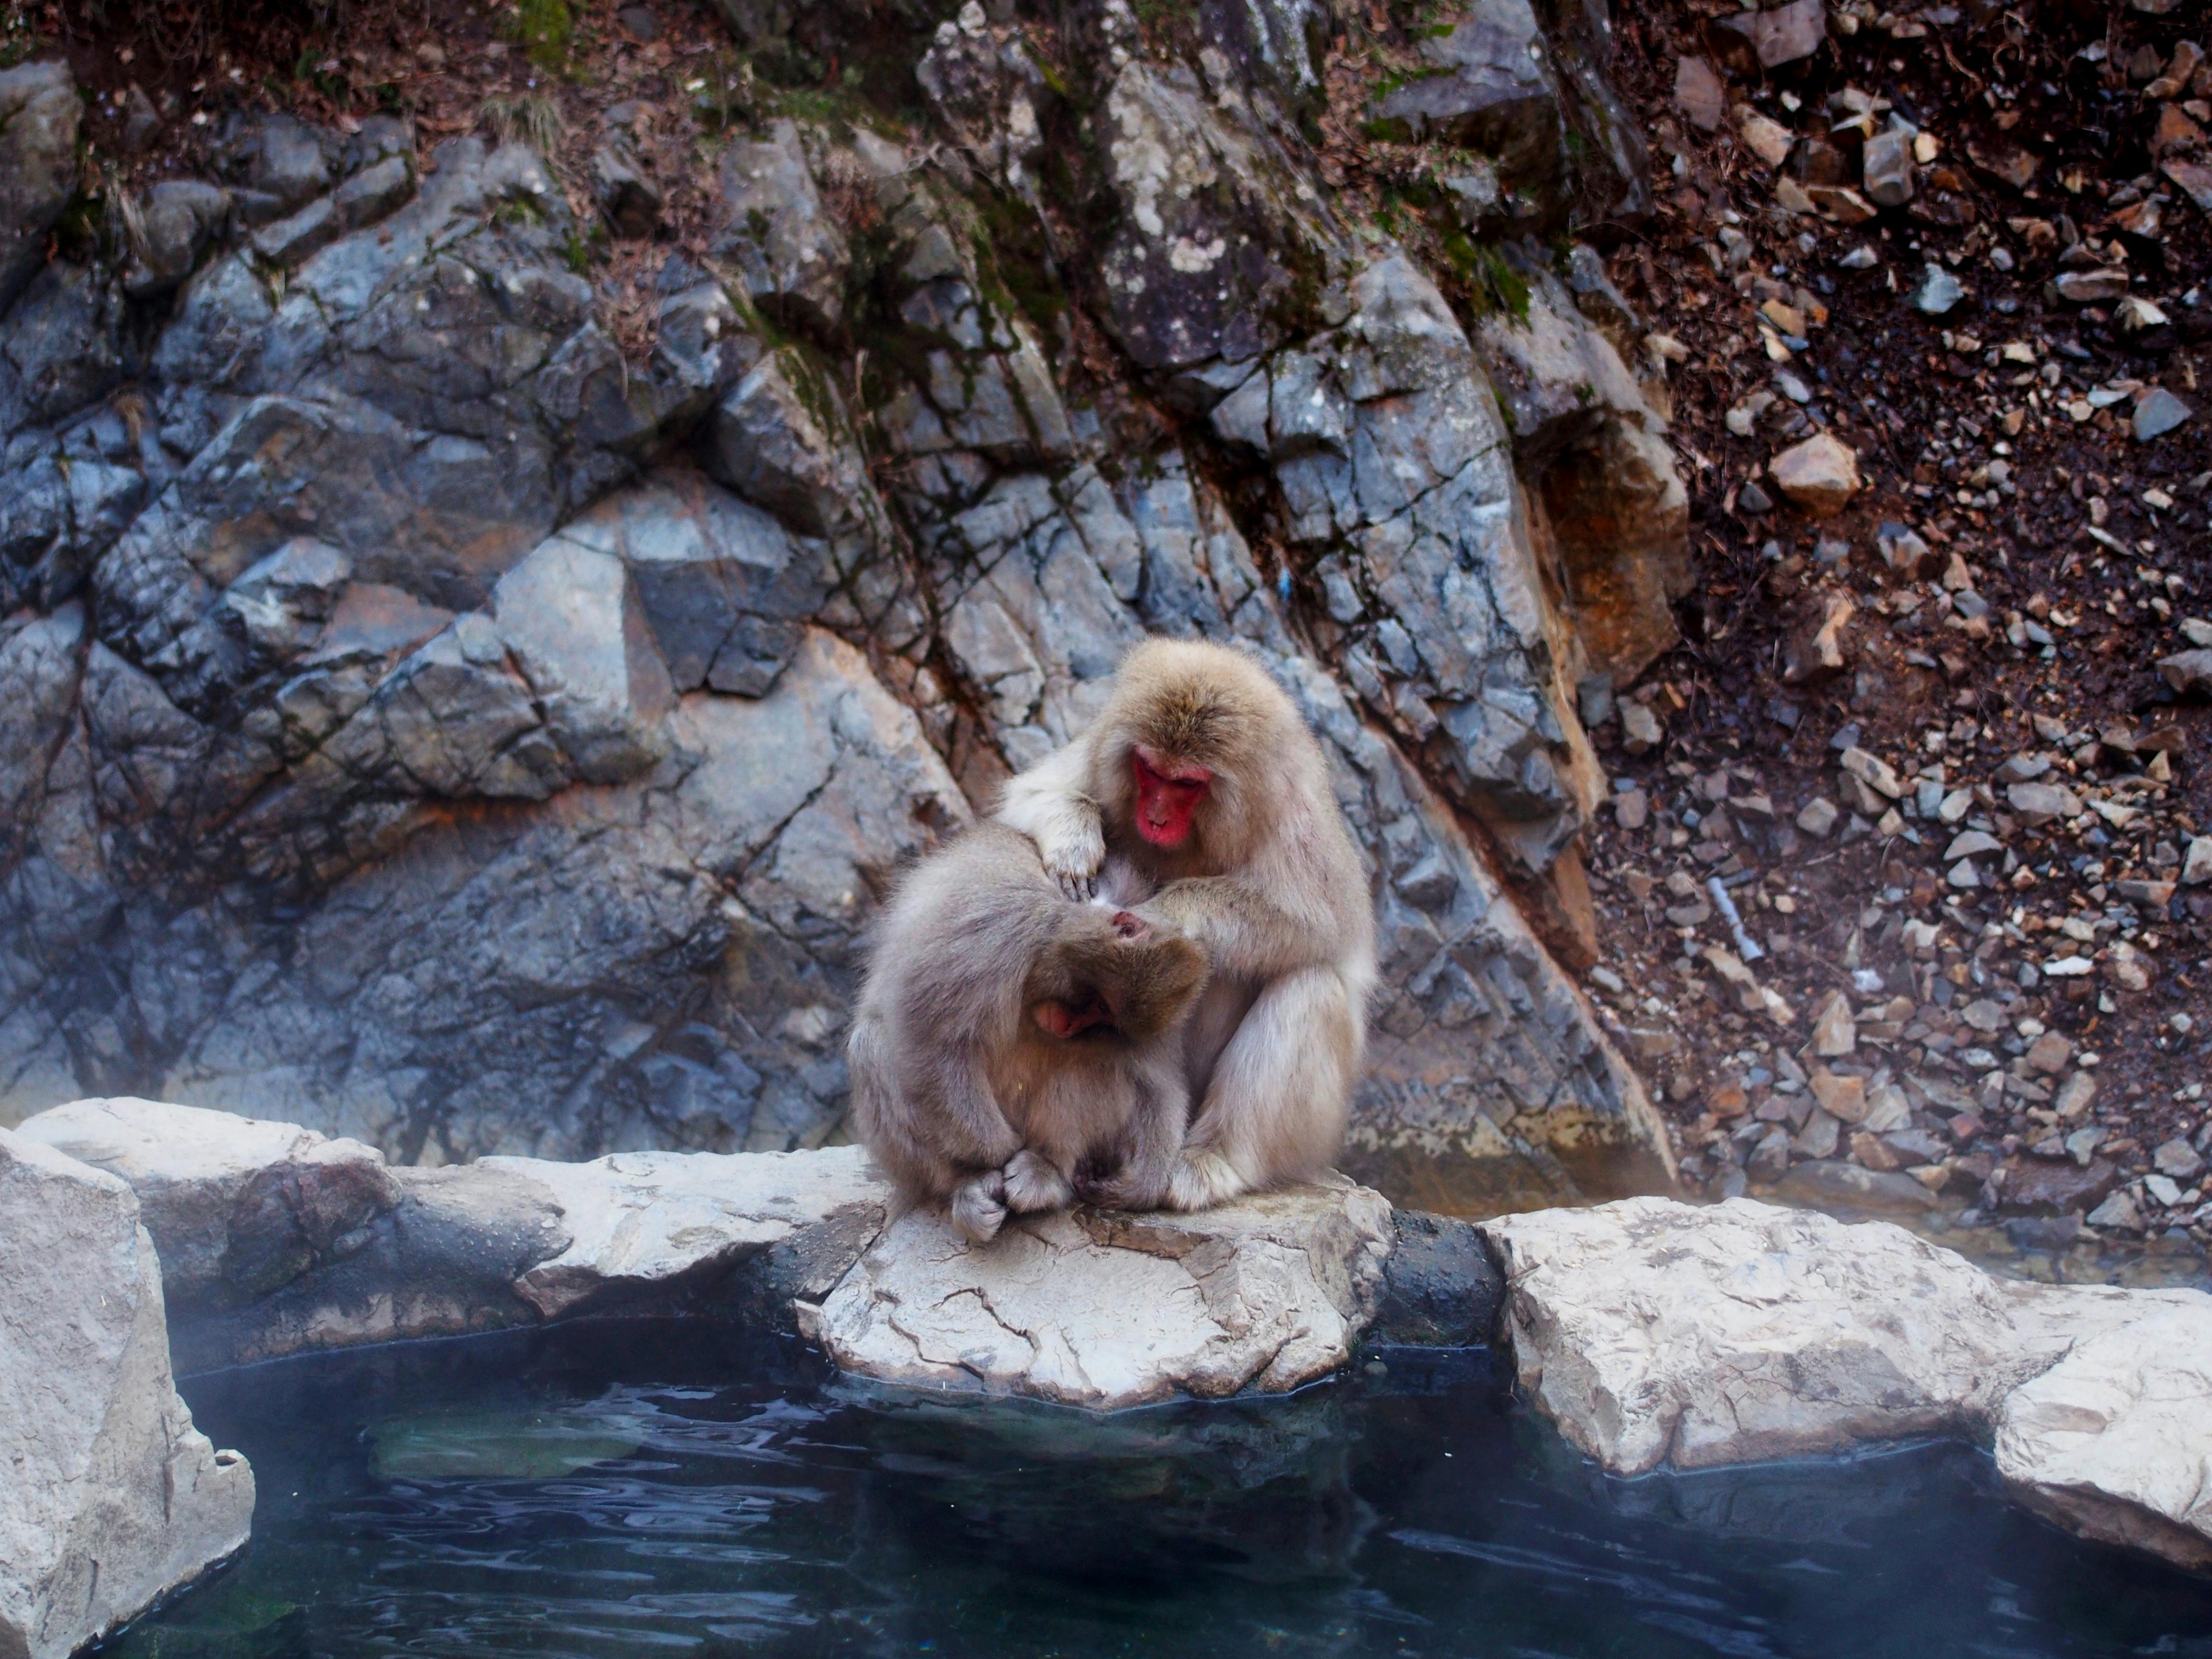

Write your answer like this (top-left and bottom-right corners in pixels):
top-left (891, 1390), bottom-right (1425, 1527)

top-left (998, 639), bottom-right (1378, 1211)
top-left (847, 822), bottom-right (1209, 1244)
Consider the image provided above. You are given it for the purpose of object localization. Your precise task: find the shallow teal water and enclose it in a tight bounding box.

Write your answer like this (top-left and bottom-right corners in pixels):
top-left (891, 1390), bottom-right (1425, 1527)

top-left (118, 1323), bottom-right (2212, 1659)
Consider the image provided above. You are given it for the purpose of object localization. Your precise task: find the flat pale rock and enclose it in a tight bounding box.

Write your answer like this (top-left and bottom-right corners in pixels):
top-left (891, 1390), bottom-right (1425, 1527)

top-left (810, 1177), bottom-right (1395, 1409)
top-left (1996, 1294), bottom-right (2212, 1573)
top-left (482, 1145), bottom-right (891, 1317)
top-left (0, 1129), bottom-right (255, 1659)
top-left (1480, 1198), bottom-right (2069, 1475)
top-left (16, 1097), bottom-right (400, 1305)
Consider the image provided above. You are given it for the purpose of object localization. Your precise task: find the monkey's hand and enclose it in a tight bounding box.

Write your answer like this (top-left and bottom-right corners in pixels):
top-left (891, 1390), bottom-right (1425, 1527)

top-left (1040, 817), bottom-right (1106, 901)
top-left (950, 1170), bottom-right (1009, 1244)
top-left (1001, 1149), bottom-right (1074, 1214)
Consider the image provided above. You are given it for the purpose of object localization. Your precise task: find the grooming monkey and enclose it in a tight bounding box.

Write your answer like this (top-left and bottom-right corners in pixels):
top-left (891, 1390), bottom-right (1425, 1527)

top-left (847, 822), bottom-right (1209, 1244)
top-left (997, 639), bottom-right (1376, 1211)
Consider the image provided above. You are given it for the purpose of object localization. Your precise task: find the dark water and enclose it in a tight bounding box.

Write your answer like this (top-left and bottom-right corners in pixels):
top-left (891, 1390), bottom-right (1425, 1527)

top-left (119, 1323), bottom-right (2212, 1659)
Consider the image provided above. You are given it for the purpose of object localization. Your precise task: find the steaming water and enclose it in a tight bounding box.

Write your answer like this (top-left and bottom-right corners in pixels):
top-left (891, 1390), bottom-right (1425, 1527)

top-left (117, 1322), bottom-right (2212, 1659)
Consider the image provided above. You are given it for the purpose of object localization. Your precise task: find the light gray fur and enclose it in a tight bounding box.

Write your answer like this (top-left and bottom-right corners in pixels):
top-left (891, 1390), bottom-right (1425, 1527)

top-left (847, 823), bottom-right (1207, 1244)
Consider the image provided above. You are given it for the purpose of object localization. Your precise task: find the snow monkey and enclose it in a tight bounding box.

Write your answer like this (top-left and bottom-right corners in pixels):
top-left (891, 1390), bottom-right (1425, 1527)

top-left (997, 638), bottom-right (1377, 1211)
top-left (847, 822), bottom-right (1209, 1244)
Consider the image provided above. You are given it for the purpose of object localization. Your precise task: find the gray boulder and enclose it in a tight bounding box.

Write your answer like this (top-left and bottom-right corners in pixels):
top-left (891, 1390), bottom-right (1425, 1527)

top-left (714, 120), bottom-right (850, 333)
top-left (15, 1095), bottom-right (401, 1308)
top-left (0, 1127), bottom-right (254, 1659)
top-left (1369, 0), bottom-right (1566, 211)
top-left (0, 60), bottom-right (81, 312)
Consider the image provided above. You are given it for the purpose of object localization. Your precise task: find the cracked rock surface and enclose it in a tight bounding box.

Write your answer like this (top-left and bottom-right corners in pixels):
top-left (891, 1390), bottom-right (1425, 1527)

top-left (808, 1175), bottom-right (1397, 1409)
top-left (0, 1126), bottom-right (255, 1659)
top-left (0, 13), bottom-right (1690, 1211)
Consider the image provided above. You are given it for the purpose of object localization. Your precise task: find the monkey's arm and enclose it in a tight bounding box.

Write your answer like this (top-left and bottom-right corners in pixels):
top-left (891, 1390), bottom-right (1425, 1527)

top-left (996, 742), bottom-right (1105, 899)
top-left (1136, 876), bottom-right (1333, 982)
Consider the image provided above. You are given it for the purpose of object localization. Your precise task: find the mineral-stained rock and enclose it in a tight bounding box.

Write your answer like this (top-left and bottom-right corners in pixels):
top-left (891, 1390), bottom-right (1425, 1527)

top-left (15, 1096), bottom-right (401, 1308)
top-left (809, 1177), bottom-right (1395, 1409)
top-left (1769, 433), bottom-right (1862, 517)
top-left (0, 1128), bottom-right (255, 1659)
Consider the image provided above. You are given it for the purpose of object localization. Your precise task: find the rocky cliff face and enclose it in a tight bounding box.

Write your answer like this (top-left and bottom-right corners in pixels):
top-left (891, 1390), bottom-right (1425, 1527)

top-left (0, 0), bottom-right (1688, 1211)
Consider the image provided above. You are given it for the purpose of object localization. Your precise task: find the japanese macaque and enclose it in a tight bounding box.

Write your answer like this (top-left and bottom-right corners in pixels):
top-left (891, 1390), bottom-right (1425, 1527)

top-left (997, 639), bottom-right (1376, 1211)
top-left (847, 822), bottom-right (1209, 1244)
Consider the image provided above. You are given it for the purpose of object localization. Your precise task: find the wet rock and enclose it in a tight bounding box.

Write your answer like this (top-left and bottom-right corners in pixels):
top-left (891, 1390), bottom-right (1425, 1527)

top-left (810, 1177), bottom-right (1395, 1408)
top-left (0, 1129), bottom-right (255, 1659)
top-left (0, 60), bottom-right (82, 311)
top-left (15, 1096), bottom-right (401, 1308)
top-left (1485, 1199), bottom-right (2039, 1472)
top-left (1480, 1194), bottom-right (2212, 1547)
top-left (1999, 1155), bottom-right (2120, 1217)
top-left (1769, 433), bottom-right (1862, 517)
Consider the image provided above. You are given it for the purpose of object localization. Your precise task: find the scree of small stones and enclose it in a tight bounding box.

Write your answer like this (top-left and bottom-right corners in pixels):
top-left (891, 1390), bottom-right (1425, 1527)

top-left (1584, 0), bottom-right (2210, 1283)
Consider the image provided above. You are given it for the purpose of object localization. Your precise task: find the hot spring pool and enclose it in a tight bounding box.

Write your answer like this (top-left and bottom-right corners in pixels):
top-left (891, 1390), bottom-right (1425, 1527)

top-left (116, 1322), bottom-right (2211, 1659)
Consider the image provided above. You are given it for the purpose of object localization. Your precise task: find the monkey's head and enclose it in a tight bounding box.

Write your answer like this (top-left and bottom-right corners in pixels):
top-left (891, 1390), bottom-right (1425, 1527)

top-left (1026, 909), bottom-right (1207, 1045)
top-left (1093, 640), bottom-right (1297, 866)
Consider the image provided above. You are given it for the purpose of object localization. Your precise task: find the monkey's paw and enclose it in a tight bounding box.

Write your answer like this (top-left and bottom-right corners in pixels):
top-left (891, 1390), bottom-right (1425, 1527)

top-left (1001, 1149), bottom-right (1073, 1214)
top-left (1039, 823), bottom-right (1105, 902)
top-left (1165, 1150), bottom-right (1246, 1213)
top-left (950, 1172), bottom-right (1009, 1243)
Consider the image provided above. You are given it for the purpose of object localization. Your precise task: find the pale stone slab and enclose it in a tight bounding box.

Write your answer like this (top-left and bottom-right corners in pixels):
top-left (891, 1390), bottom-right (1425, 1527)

top-left (0, 1129), bottom-right (255, 1659)
top-left (482, 1144), bottom-right (891, 1317)
top-left (1996, 1298), bottom-right (2212, 1574)
top-left (809, 1177), bottom-right (1395, 1409)
top-left (1482, 1198), bottom-right (2069, 1474)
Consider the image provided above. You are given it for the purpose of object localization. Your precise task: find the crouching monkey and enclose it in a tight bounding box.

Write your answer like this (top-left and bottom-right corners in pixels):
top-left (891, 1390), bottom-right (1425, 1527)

top-left (997, 639), bottom-right (1376, 1211)
top-left (847, 822), bottom-right (1209, 1244)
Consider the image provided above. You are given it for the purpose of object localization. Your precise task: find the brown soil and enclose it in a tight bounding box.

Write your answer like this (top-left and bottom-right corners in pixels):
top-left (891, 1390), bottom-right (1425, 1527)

top-left (1589, 0), bottom-right (2211, 1285)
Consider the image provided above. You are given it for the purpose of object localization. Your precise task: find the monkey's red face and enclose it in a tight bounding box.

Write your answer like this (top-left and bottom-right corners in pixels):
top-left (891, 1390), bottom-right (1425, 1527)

top-left (1131, 747), bottom-right (1211, 849)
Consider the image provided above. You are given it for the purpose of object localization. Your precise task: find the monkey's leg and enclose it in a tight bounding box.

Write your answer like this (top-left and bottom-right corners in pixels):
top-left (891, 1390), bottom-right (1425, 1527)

top-left (1081, 1063), bottom-right (1189, 1212)
top-left (1166, 965), bottom-right (1359, 1211)
top-left (950, 1169), bottom-right (1010, 1243)
top-left (996, 743), bottom-right (1105, 899)
top-left (1001, 1148), bottom-right (1075, 1214)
